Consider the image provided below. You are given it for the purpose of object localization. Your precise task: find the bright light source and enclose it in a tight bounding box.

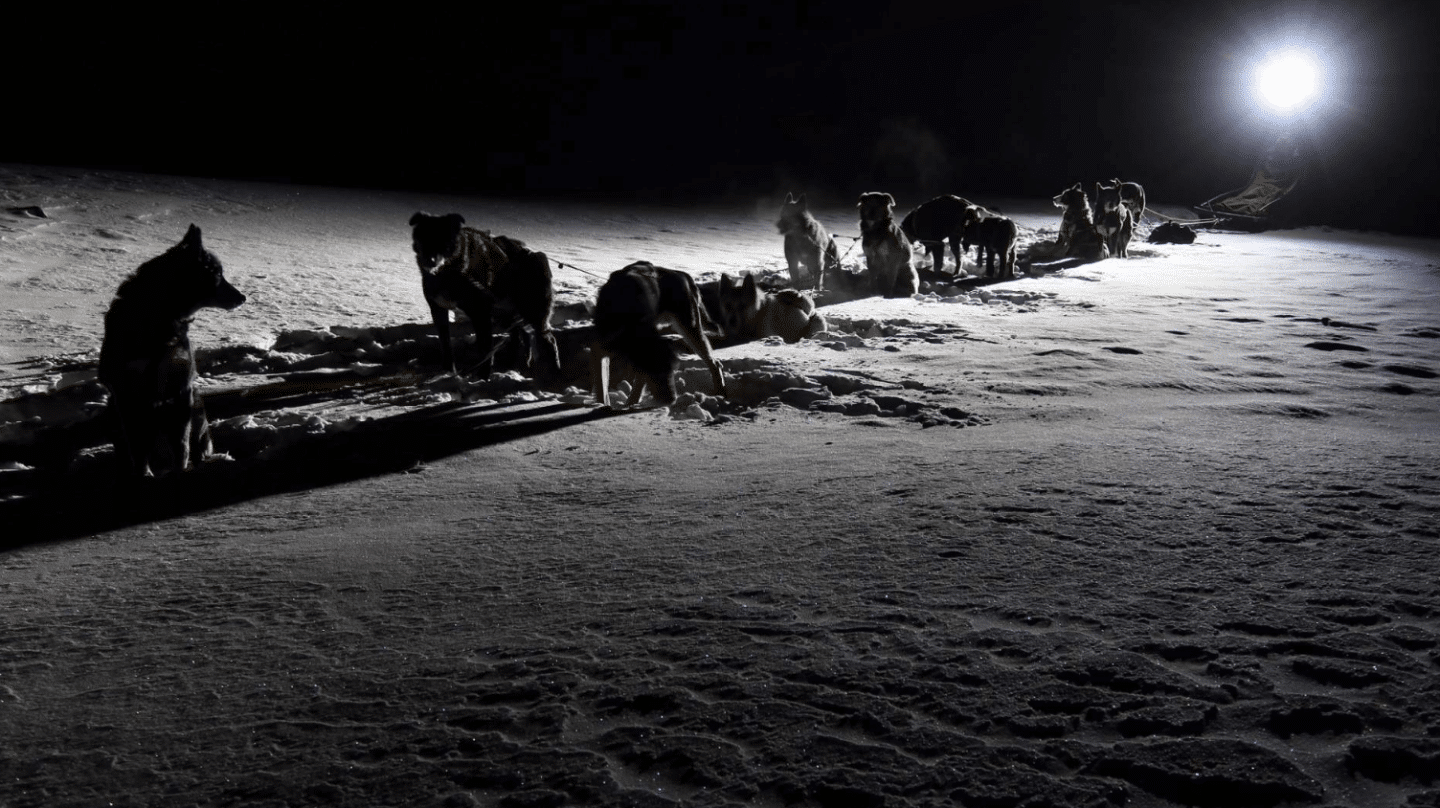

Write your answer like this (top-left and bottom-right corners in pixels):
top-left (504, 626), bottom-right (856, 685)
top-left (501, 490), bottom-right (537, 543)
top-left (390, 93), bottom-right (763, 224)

top-left (1256, 51), bottom-right (1319, 112)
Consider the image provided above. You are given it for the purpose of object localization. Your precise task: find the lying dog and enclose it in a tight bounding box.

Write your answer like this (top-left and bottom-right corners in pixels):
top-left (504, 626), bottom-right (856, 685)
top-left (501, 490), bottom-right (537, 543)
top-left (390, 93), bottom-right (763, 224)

top-left (408, 211), bottom-right (561, 378)
top-left (1052, 183), bottom-right (1106, 260)
top-left (857, 192), bottom-right (919, 298)
top-left (591, 261), bottom-right (725, 408)
top-left (776, 193), bottom-right (836, 291)
top-left (716, 272), bottom-right (826, 344)
top-left (899, 194), bottom-right (976, 274)
top-left (962, 209), bottom-right (1019, 278)
top-left (99, 224), bottom-right (245, 478)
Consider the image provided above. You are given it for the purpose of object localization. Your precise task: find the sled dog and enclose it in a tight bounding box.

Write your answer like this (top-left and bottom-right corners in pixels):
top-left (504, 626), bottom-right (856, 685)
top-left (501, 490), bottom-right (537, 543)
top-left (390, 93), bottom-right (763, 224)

top-left (776, 193), bottom-right (836, 291)
top-left (899, 194), bottom-right (976, 274)
top-left (408, 211), bottom-right (561, 377)
top-left (1107, 178), bottom-right (1147, 227)
top-left (1052, 183), bottom-right (1106, 259)
top-left (99, 224), bottom-right (245, 478)
top-left (1094, 188), bottom-right (1135, 259)
top-left (591, 261), bottom-right (725, 408)
top-left (857, 192), bottom-right (919, 298)
top-left (962, 209), bottom-right (1019, 278)
top-left (716, 272), bottom-right (826, 344)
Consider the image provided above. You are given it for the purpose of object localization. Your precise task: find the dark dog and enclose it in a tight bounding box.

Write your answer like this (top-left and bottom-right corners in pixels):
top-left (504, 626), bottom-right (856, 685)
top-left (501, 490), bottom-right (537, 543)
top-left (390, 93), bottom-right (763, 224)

top-left (98, 224), bottom-right (245, 478)
top-left (899, 194), bottom-right (976, 275)
top-left (1052, 183), bottom-right (1106, 260)
top-left (408, 211), bottom-right (561, 378)
top-left (962, 209), bottom-right (1019, 278)
top-left (1094, 186), bottom-right (1135, 259)
top-left (591, 261), bottom-right (725, 408)
top-left (1148, 221), bottom-right (1197, 244)
top-left (776, 193), bottom-right (836, 291)
top-left (1107, 178), bottom-right (1147, 227)
top-left (857, 192), bottom-right (919, 298)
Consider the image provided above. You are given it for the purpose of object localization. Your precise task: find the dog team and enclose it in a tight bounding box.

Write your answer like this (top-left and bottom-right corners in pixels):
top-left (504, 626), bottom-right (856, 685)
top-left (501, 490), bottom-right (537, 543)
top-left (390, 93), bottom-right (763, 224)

top-left (99, 181), bottom-right (1143, 477)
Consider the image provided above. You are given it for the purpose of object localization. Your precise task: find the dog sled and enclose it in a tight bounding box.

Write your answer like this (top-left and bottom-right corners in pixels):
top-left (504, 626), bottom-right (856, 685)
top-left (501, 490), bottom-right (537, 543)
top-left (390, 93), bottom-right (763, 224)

top-left (1193, 134), bottom-right (1303, 229)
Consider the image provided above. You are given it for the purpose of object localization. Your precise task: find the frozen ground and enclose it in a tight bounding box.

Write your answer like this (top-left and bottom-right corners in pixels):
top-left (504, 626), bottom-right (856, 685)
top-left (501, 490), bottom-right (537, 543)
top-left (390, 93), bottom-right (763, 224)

top-left (2, 164), bottom-right (1439, 807)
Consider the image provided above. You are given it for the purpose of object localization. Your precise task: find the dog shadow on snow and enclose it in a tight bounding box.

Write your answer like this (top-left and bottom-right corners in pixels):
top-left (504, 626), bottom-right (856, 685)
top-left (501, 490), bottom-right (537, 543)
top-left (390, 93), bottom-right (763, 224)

top-left (0, 370), bottom-right (626, 550)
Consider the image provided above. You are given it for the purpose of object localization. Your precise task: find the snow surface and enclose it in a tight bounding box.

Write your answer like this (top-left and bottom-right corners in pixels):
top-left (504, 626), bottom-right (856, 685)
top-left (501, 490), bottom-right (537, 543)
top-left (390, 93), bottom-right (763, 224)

top-left (2, 164), bottom-right (1439, 807)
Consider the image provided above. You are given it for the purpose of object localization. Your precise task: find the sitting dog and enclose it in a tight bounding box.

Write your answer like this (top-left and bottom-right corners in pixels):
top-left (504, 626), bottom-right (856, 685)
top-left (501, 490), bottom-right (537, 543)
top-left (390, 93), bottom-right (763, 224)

top-left (408, 211), bottom-right (561, 378)
top-left (899, 194), bottom-right (976, 275)
top-left (962, 209), bottom-right (1019, 278)
top-left (1094, 186), bottom-right (1135, 259)
top-left (1052, 183), bottom-right (1106, 260)
top-left (591, 261), bottom-right (725, 408)
top-left (716, 272), bottom-right (826, 344)
top-left (776, 193), bottom-right (836, 291)
top-left (857, 192), bottom-right (919, 298)
top-left (99, 224), bottom-right (245, 478)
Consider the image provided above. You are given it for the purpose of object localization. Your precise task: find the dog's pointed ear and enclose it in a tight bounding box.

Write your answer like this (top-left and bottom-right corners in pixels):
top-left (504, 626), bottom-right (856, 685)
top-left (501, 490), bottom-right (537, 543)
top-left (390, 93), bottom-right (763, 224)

top-left (784, 192), bottom-right (795, 204)
top-left (742, 273), bottom-right (757, 294)
top-left (797, 193), bottom-right (808, 208)
top-left (182, 224), bottom-right (203, 251)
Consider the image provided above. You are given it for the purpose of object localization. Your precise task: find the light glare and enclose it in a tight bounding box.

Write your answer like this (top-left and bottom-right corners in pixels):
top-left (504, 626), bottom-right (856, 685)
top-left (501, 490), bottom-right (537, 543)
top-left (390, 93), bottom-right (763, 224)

top-left (1257, 52), bottom-right (1319, 112)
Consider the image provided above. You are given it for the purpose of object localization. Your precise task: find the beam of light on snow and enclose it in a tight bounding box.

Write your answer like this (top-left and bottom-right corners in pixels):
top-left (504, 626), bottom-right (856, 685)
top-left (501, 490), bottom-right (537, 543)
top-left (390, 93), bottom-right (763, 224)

top-left (1255, 50), bottom-right (1320, 113)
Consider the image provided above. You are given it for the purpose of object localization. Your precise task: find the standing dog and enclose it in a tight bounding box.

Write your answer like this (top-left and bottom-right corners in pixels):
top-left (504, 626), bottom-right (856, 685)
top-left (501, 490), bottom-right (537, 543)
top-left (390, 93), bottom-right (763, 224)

top-left (857, 192), bottom-right (919, 298)
top-left (899, 194), bottom-right (976, 274)
top-left (1107, 178), bottom-right (1147, 227)
top-left (716, 272), bottom-right (826, 344)
top-left (99, 224), bottom-right (245, 478)
top-left (962, 209), bottom-right (1019, 278)
top-left (776, 193), bottom-right (836, 291)
top-left (591, 261), bottom-right (725, 408)
top-left (1094, 185), bottom-right (1135, 259)
top-left (408, 212), bottom-right (561, 378)
top-left (1052, 183), bottom-right (1106, 260)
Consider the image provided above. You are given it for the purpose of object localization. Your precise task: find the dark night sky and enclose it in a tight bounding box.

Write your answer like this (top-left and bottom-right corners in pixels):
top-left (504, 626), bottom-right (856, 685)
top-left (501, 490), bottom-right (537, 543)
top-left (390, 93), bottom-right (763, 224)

top-left (9, 1), bottom-right (1440, 234)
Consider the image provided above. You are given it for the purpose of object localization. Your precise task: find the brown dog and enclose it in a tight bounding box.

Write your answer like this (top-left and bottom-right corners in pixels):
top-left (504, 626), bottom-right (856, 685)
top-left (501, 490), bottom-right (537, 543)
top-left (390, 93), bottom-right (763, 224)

top-left (776, 193), bottom-right (836, 291)
top-left (409, 212), bottom-right (561, 378)
top-left (857, 192), bottom-right (919, 298)
top-left (591, 261), bottom-right (725, 408)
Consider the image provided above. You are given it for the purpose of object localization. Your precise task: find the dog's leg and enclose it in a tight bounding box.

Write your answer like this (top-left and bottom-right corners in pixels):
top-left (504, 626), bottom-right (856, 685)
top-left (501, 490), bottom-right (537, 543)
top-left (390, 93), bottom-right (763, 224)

top-left (111, 400), bottom-right (152, 478)
top-left (591, 346), bottom-right (612, 408)
top-left (805, 244), bottom-right (825, 290)
top-left (189, 393), bottom-right (216, 466)
top-left (152, 399), bottom-right (190, 477)
top-left (820, 239), bottom-right (837, 293)
top-left (473, 307), bottom-right (496, 377)
top-left (429, 303), bottom-right (456, 374)
top-left (624, 373), bottom-right (648, 408)
top-left (784, 240), bottom-right (806, 289)
top-left (538, 329), bottom-right (562, 375)
top-left (672, 322), bottom-right (725, 396)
